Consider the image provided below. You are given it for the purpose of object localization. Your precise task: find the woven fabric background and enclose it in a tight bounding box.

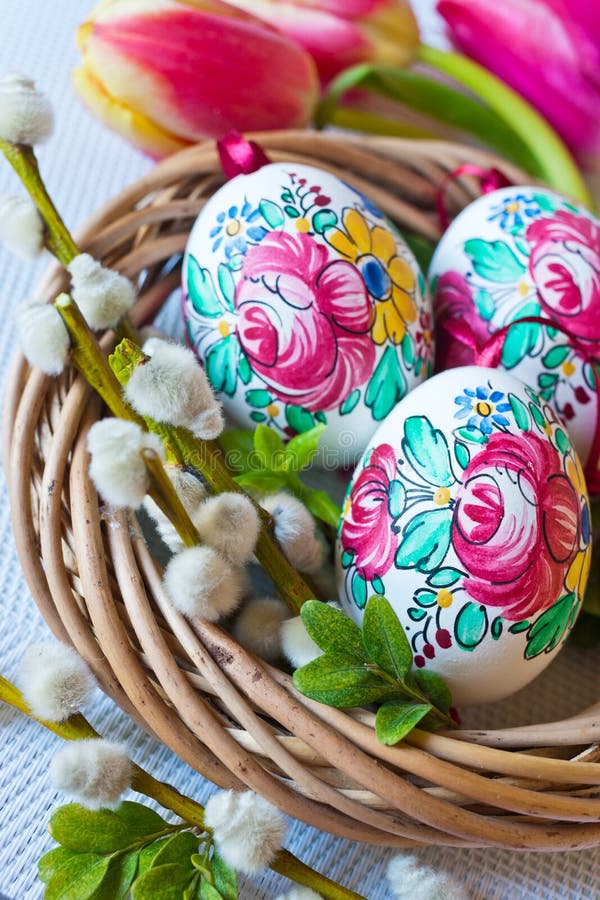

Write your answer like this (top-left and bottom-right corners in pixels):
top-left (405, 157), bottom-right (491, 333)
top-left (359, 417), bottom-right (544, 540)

top-left (0, 2), bottom-right (599, 898)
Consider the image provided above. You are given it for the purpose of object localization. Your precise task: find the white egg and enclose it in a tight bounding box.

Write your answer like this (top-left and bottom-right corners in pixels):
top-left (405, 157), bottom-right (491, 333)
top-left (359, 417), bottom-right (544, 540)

top-left (336, 366), bottom-right (591, 706)
top-left (182, 161), bottom-right (432, 465)
top-left (428, 186), bottom-right (600, 485)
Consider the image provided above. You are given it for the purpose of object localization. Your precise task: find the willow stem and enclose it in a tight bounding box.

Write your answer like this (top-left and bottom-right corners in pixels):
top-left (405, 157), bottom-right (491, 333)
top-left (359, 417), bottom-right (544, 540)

top-left (417, 44), bottom-right (593, 208)
top-left (0, 140), bottom-right (79, 265)
top-left (142, 449), bottom-right (201, 549)
top-left (0, 676), bottom-right (365, 900)
top-left (110, 339), bottom-right (321, 615)
top-left (0, 140), bottom-right (141, 345)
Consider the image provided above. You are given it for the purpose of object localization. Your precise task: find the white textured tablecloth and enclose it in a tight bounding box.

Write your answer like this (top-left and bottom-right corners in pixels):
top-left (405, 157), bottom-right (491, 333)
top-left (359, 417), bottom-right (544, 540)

top-left (1, 2), bottom-right (599, 898)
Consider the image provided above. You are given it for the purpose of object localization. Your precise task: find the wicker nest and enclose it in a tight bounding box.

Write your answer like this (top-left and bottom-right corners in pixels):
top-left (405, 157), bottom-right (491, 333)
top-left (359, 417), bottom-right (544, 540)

top-left (5, 131), bottom-right (600, 851)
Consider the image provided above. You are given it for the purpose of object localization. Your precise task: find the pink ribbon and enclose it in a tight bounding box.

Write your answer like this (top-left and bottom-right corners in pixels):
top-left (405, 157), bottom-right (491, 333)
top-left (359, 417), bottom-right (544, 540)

top-left (442, 315), bottom-right (600, 494)
top-left (437, 164), bottom-right (513, 232)
top-left (217, 131), bottom-right (272, 180)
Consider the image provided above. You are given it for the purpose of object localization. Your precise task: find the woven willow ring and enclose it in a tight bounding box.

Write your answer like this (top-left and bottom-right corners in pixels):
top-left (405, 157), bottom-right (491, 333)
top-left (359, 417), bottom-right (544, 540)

top-left (5, 131), bottom-right (600, 851)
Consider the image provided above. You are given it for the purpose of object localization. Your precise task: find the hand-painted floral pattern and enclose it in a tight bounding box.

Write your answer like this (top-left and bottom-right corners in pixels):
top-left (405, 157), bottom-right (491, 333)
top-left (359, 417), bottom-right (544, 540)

top-left (183, 162), bottom-right (431, 458)
top-left (454, 385), bottom-right (511, 434)
top-left (527, 210), bottom-right (600, 341)
top-left (452, 431), bottom-right (580, 620)
top-left (339, 443), bottom-right (403, 582)
top-left (325, 208), bottom-right (417, 345)
top-left (235, 231), bottom-right (375, 411)
top-left (430, 187), bottom-right (600, 469)
top-left (338, 371), bottom-right (591, 673)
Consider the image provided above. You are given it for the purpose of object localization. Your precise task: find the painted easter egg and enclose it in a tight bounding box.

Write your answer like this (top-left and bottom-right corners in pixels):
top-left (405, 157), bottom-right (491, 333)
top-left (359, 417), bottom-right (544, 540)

top-left (336, 365), bottom-right (591, 706)
top-left (182, 162), bottom-right (432, 465)
top-left (428, 186), bottom-right (600, 477)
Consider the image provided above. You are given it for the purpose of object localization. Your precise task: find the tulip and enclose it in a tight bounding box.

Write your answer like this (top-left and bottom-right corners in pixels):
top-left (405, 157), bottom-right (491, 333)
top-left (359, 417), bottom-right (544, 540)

top-left (225, 0), bottom-right (420, 83)
top-left (438, 0), bottom-right (600, 162)
top-left (74, 0), bottom-right (320, 158)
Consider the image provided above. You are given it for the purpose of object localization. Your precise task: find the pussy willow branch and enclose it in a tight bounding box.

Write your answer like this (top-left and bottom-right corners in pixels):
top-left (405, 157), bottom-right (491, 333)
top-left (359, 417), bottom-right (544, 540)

top-left (56, 294), bottom-right (320, 614)
top-left (0, 675), bottom-right (364, 900)
top-left (0, 140), bottom-right (141, 340)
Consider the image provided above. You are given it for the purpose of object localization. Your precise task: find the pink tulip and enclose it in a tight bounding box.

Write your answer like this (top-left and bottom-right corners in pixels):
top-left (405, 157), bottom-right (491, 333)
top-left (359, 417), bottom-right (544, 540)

top-left (226, 0), bottom-right (419, 82)
top-left (438, 0), bottom-right (600, 161)
top-left (74, 0), bottom-right (320, 158)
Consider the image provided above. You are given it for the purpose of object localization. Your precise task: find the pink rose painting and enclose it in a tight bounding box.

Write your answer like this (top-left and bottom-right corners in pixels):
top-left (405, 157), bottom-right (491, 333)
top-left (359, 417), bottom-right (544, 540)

top-left (527, 210), bottom-right (600, 342)
top-left (452, 431), bottom-right (580, 620)
top-left (235, 231), bottom-right (375, 411)
top-left (340, 443), bottom-right (401, 582)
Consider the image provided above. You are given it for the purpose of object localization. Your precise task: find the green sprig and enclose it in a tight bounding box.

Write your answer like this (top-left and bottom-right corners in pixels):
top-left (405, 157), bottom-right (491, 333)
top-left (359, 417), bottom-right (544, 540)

top-left (219, 424), bottom-right (342, 527)
top-left (293, 597), bottom-right (455, 745)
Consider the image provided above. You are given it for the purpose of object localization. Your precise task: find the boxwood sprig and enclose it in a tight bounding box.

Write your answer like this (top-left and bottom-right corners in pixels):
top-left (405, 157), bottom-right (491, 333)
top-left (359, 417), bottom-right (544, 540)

top-left (293, 597), bottom-right (456, 745)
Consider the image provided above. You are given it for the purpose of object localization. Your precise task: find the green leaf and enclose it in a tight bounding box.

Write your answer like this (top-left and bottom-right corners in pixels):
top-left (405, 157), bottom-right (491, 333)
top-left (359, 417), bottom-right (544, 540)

top-left (253, 423), bottom-right (285, 467)
top-left (525, 593), bottom-right (578, 659)
top-left (404, 232), bottom-right (435, 273)
top-left (113, 801), bottom-right (168, 837)
top-left (304, 490), bottom-right (342, 527)
top-left (187, 258), bottom-right (222, 318)
top-left (375, 700), bottom-right (432, 745)
top-left (362, 596), bottom-right (412, 680)
top-left (90, 852), bottom-right (139, 900)
top-left (49, 806), bottom-right (139, 854)
top-left (508, 393), bottom-right (531, 431)
top-left (45, 854), bottom-right (111, 900)
top-left (313, 209), bottom-right (338, 234)
top-left (412, 669), bottom-right (452, 713)
top-left (456, 427), bottom-right (487, 445)
top-left (131, 864), bottom-right (196, 900)
top-left (218, 429), bottom-right (254, 473)
top-left (508, 620), bottom-right (530, 634)
top-left (285, 424), bottom-right (326, 471)
top-left (138, 837), bottom-right (173, 876)
top-left (427, 567), bottom-right (463, 588)
top-left (351, 568), bottom-right (368, 608)
top-left (300, 599), bottom-right (366, 660)
top-left (211, 848), bottom-right (238, 900)
top-left (395, 508), bottom-right (453, 573)
top-left (491, 617), bottom-right (503, 640)
top-left (39, 848), bottom-right (74, 884)
top-left (284, 204), bottom-right (300, 218)
top-left (339, 389), bottom-right (360, 416)
top-left (206, 337), bottom-right (239, 397)
top-left (454, 441), bottom-right (470, 470)
top-left (407, 607), bottom-right (427, 621)
top-left (316, 64), bottom-right (541, 174)
top-left (474, 288), bottom-right (495, 321)
top-left (285, 404), bottom-right (315, 434)
top-left (542, 345), bottom-right (570, 369)
top-left (401, 332), bottom-right (415, 367)
top-left (365, 346), bottom-right (407, 421)
top-left (402, 416), bottom-right (454, 487)
top-left (554, 428), bottom-right (570, 454)
top-left (454, 602), bottom-right (488, 651)
top-left (500, 304), bottom-right (542, 369)
top-left (245, 389), bottom-right (272, 409)
top-left (217, 264), bottom-right (235, 312)
top-left (249, 411), bottom-right (267, 423)
top-left (234, 470), bottom-right (285, 493)
top-left (200, 883), bottom-right (223, 900)
top-left (259, 199), bottom-right (284, 229)
top-left (464, 239), bottom-right (526, 283)
top-left (293, 652), bottom-right (390, 707)
top-left (150, 832), bottom-right (200, 869)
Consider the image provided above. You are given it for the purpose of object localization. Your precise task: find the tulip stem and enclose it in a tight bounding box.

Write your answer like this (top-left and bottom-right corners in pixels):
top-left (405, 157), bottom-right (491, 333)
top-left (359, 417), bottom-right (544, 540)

top-left (417, 44), bottom-right (594, 208)
top-left (0, 139), bottom-right (79, 266)
top-left (0, 675), bottom-right (364, 899)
